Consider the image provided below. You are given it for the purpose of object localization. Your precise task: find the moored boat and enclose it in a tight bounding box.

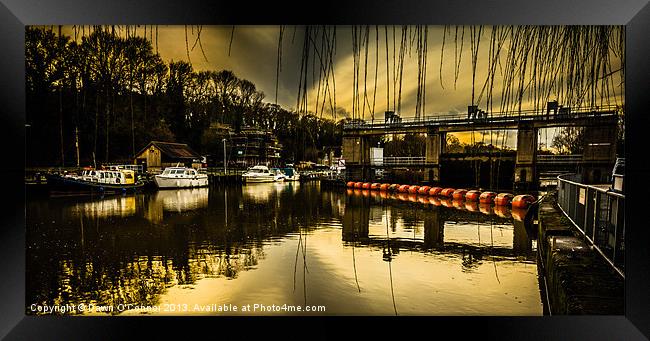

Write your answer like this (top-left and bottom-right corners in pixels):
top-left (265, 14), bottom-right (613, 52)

top-left (154, 167), bottom-right (209, 189)
top-left (281, 167), bottom-right (301, 181)
top-left (46, 169), bottom-right (145, 195)
top-left (242, 165), bottom-right (283, 183)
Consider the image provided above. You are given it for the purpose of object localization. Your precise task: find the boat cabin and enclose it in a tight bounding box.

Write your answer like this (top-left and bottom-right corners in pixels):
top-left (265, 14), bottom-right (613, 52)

top-left (245, 165), bottom-right (272, 174)
top-left (161, 167), bottom-right (199, 177)
top-left (80, 170), bottom-right (134, 185)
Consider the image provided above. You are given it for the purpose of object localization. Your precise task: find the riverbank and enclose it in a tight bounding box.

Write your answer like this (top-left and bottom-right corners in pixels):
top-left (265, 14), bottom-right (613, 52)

top-left (536, 192), bottom-right (623, 314)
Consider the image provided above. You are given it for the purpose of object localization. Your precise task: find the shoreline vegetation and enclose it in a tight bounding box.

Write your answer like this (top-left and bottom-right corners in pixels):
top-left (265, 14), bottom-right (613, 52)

top-left (26, 27), bottom-right (348, 168)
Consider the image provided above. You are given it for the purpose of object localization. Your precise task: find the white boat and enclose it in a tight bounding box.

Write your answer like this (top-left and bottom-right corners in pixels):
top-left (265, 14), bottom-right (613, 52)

top-left (242, 165), bottom-right (284, 183)
top-left (154, 167), bottom-right (209, 189)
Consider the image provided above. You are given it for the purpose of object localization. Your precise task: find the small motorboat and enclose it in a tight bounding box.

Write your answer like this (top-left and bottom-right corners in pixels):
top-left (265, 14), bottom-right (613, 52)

top-left (281, 167), bottom-right (301, 181)
top-left (154, 166), bottom-right (209, 189)
top-left (242, 165), bottom-right (283, 183)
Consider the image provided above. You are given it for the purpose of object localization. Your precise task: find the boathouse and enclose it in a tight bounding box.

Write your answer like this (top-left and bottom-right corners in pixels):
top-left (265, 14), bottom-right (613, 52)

top-left (133, 141), bottom-right (203, 173)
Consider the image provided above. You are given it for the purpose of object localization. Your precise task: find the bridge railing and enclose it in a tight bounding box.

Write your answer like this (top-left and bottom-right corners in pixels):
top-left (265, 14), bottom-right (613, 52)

top-left (344, 105), bottom-right (621, 130)
top-left (557, 173), bottom-right (624, 278)
top-left (371, 156), bottom-right (431, 165)
top-left (537, 154), bottom-right (583, 164)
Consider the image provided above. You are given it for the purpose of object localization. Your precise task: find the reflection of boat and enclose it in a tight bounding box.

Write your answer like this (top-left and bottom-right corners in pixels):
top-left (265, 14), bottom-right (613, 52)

top-left (47, 170), bottom-right (145, 195)
top-left (154, 188), bottom-right (209, 212)
top-left (154, 167), bottom-right (208, 189)
top-left (242, 165), bottom-right (283, 183)
top-left (242, 182), bottom-right (278, 202)
top-left (70, 195), bottom-right (137, 218)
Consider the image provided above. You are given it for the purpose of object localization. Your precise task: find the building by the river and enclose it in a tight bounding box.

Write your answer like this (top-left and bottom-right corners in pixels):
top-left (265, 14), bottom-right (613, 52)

top-left (231, 127), bottom-right (282, 168)
top-left (133, 141), bottom-right (203, 173)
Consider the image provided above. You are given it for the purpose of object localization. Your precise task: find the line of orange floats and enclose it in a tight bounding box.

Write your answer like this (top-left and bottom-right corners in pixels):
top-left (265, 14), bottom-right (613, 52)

top-left (346, 181), bottom-right (536, 209)
top-left (345, 188), bottom-right (527, 221)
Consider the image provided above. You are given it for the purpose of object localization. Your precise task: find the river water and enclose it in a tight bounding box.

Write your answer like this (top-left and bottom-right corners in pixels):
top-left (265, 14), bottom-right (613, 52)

top-left (26, 182), bottom-right (544, 315)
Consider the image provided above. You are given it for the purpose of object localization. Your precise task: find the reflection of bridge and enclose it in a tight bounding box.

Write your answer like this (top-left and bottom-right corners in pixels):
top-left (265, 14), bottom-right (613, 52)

top-left (343, 106), bottom-right (621, 189)
top-left (341, 193), bottom-right (535, 260)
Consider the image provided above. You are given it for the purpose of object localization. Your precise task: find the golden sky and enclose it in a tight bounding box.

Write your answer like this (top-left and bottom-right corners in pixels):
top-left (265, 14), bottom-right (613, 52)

top-left (59, 25), bottom-right (624, 148)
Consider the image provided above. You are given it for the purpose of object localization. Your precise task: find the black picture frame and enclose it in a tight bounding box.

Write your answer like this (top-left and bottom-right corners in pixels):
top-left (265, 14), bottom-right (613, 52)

top-left (2, 0), bottom-right (649, 339)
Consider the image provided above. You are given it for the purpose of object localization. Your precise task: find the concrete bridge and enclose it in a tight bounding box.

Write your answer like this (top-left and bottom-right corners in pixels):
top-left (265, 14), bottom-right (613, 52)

top-left (343, 105), bottom-right (621, 189)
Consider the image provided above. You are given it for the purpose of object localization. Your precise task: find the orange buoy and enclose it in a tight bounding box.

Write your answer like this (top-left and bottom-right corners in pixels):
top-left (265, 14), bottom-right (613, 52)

top-left (346, 181), bottom-right (355, 188)
top-left (429, 187), bottom-right (443, 196)
top-left (440, 188), bottom-right (455, 197)
top-left (494, 193), bottom-right (514, 206)
top-left (479, 203), bottom-right (494, 215)
top-left (465, 201), bottom-right (479, 212)
top-left (440, 198), bottom-right (454, 208)
top-left (370, 183), bottom-right (381, 190)
top-left (479, 191), bottom-right (497, 204)
top-left (494, 205), bottom-right (512, 218)
top-left (361, 182), bottom-right (371, 190)
top-left (408, 185), bottom-right (421, 194)
top-left (512, 194), bottom-right (536, 209)
top-left (511, 207), bottom-right (527, 221)
top-left (379, 183), bottom-right (390, 191)
top-left (418, 186), bottom-right (431, 195)
top-left (398, 184), bottom-right (410, 193)
top-left (388, 184), bottom-right (399, 191)
top-left (428, 196), bottom-right (442, 206)
top-left (354, 182), bottom-right (363, 189)
top-left (465, 190), bottom-right (481, 202)
top-left (452, 189), bottom-right (468, 200)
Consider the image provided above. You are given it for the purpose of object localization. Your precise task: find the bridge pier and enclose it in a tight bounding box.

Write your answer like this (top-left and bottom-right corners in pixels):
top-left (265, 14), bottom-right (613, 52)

top-left (581, 125), bottom-right (618, 184)
top-left (424, 130), bottom-right (446, 184)
top-left (342, 136), bottom-right (371, 180)
top-left (514, 124), bottom-right (538, 191)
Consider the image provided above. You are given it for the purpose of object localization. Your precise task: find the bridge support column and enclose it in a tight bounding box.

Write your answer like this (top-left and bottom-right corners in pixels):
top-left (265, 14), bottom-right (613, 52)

top-left (581, 125), bottom-right (618, 184)
top-left (342, 136), bottom-right (371, 180)
top-left (424, 131), bottom-right (445, 184)
top-left (515, 125), bottom-right (538, 191)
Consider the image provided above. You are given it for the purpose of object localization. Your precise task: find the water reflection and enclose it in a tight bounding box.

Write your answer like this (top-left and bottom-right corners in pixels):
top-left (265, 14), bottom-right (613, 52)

top-left (27, 183), bottom-right (542, 315)
top-left (68, 195), bottom-right (137, 218)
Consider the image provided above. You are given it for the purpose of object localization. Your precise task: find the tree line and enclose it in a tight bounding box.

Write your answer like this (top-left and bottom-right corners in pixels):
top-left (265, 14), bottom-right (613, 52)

top-left (26, 26), bottom-right (348, 167)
